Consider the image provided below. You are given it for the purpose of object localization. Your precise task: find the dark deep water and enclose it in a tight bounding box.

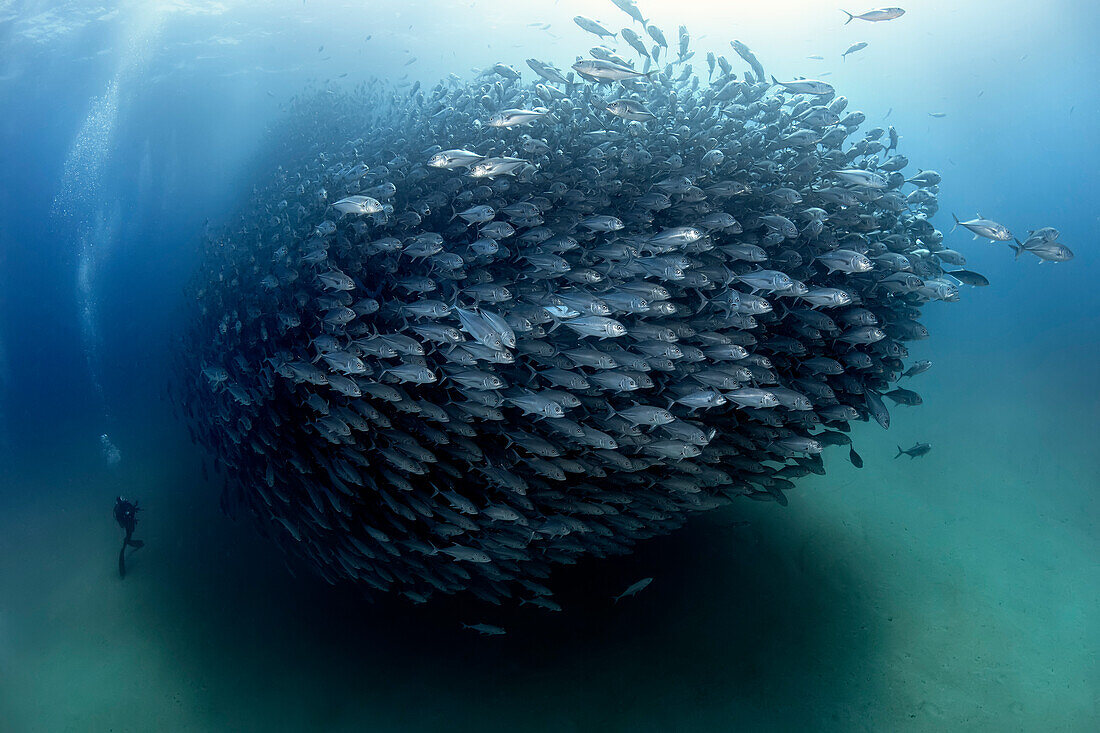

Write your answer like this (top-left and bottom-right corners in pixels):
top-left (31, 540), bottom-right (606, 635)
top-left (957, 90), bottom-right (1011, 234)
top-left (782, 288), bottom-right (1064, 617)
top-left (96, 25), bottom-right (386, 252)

top-left (1, 1), bottom-right (1097, 730)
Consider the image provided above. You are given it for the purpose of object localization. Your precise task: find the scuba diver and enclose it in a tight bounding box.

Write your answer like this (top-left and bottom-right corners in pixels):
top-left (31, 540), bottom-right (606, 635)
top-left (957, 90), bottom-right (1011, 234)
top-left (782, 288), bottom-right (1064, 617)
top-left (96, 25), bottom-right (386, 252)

top-left (113, 496), bottom-right (145, 578)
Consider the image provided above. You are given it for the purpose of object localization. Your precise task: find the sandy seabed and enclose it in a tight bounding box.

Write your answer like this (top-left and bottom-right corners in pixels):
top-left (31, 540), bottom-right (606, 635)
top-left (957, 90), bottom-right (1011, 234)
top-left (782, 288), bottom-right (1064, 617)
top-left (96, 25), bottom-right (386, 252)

top-left (0, 342), bottom-right (1095, 733)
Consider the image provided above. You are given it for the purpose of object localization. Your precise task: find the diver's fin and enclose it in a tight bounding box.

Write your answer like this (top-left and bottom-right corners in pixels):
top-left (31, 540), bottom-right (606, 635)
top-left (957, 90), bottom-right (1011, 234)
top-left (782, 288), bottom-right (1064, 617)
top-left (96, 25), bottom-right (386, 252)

top-left (128, 539), bottom-right (145, 549)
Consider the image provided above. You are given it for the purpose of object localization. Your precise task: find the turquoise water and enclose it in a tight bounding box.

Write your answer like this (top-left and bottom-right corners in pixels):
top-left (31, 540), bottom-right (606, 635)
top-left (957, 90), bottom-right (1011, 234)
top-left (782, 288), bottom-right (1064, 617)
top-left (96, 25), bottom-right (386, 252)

top-left (1, 0), bottom-right (1097, 730)
top-left (1, 355), bottom-right (1095, 730)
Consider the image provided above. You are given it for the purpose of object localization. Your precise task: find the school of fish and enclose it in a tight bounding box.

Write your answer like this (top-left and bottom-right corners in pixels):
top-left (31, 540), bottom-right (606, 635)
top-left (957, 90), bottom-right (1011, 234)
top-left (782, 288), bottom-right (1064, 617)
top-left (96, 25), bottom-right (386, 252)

top-left (174, 5), bottom-right (1061, 608)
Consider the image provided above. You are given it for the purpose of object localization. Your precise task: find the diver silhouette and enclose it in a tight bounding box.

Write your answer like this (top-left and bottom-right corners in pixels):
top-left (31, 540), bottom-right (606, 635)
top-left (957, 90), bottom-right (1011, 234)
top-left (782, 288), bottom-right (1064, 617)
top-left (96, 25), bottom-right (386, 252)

top-left (114, 497), bottom-right (144, 578)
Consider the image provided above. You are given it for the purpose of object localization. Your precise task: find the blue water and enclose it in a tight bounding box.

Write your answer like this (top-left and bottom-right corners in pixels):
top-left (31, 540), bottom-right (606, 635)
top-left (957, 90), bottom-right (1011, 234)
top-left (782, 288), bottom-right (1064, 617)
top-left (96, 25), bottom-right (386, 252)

top-left (0, 1), bottom-right (1097, 730)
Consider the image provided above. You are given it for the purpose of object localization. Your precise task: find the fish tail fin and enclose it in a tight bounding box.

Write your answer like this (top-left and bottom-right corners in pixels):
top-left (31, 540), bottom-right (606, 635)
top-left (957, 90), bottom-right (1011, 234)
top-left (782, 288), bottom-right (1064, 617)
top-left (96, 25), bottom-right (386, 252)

top-left (694, 288), bottom-right (708, 313)
top-left (770, 74), bottom-right (780, 85)
top-left (849, 447), bottom-right (863, 468)
top-left (841, 9), bottom-right (855, 24)
top-left (1010, 238), bottom-right (1024, 259)
top-left (894, 445), bottom-right (903, 458)
top-left (950, 212), bottom-right (960, 232)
